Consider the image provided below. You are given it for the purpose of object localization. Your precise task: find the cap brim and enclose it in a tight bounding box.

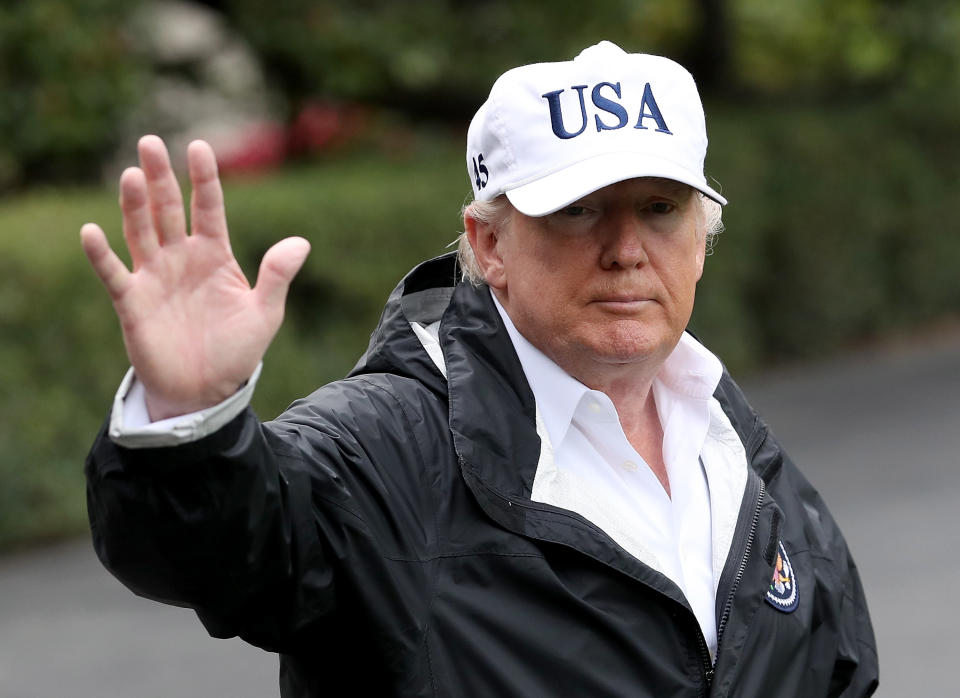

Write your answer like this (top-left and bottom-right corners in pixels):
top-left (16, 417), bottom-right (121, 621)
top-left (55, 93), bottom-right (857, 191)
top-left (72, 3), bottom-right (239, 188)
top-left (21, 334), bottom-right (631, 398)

top-left (504, 151), bottom-right (727, 216)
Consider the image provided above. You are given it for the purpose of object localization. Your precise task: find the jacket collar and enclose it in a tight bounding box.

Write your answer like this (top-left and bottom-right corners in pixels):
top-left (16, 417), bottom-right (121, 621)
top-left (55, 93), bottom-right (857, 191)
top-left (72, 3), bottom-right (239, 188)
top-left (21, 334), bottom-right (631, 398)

top-left (349, 252), bottom-right (543, 498)
top-left (347, 253), bottom-right (457, 399)
top-left (441, 275), bottom-right (542, 498)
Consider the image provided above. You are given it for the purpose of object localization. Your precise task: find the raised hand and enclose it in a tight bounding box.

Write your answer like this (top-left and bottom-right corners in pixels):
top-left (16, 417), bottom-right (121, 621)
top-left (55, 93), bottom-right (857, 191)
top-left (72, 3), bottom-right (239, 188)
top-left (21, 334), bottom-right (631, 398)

top-left (81, 135), bottom-right (311, 420)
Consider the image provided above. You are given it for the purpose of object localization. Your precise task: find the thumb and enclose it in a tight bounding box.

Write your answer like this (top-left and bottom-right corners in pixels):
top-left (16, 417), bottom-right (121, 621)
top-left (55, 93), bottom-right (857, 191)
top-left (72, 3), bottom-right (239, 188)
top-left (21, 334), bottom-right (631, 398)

top-left (254, 236), bottom-right (311, 312)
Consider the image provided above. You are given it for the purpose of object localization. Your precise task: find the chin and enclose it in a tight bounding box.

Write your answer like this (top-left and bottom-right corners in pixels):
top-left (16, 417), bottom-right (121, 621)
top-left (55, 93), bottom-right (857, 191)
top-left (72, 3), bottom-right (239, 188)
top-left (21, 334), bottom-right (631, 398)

top-left (590, 338), bottom-right (665, 365)
top-left (594, 322), bottom-right (674, 357)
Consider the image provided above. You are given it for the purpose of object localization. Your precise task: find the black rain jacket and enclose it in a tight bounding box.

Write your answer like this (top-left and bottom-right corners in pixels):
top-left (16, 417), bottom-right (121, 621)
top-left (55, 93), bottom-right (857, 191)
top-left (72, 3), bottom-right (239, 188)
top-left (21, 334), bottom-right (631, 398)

top-left (86, 253), bottom-right (878, 697)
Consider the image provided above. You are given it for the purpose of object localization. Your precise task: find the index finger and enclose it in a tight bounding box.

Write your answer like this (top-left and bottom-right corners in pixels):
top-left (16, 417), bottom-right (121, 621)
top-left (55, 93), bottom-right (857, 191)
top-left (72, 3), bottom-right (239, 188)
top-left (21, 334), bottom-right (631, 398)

top-left (80, 223), bottom-right (132, 300)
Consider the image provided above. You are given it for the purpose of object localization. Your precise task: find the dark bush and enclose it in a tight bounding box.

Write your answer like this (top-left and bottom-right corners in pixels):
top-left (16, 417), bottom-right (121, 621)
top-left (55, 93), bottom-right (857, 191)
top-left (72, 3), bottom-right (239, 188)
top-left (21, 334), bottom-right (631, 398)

top-left (692, 99), bottom-right (960, 364)
top-left (216, 0), bottom-right (703, 115)
top-left (0, 0), bottom-right (147, 192)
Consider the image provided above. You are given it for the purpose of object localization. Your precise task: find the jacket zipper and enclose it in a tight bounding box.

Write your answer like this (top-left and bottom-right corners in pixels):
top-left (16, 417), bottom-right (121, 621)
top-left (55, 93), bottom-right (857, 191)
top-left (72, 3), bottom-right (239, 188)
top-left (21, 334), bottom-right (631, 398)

top-left (711, 418), bottom-right (771, 668)
top-left (696, 626), bottom-right (714, 692)
top-left (709, 477), bottom-right (765, 689)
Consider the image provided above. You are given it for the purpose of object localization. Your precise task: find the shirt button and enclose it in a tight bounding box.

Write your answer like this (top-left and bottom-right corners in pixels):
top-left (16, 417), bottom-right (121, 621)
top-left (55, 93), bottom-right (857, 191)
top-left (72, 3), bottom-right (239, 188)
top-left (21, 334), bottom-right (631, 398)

top-left (621, 460), bottom-right (639, 472)
top-left (588, 401), bottom-right (602, 413)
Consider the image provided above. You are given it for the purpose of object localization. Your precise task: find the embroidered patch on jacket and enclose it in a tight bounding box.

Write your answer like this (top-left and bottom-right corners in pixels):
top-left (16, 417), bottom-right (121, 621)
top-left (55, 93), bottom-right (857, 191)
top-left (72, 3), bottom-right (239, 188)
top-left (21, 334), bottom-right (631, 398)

top-left (765, 541), bottom-right (799, 612)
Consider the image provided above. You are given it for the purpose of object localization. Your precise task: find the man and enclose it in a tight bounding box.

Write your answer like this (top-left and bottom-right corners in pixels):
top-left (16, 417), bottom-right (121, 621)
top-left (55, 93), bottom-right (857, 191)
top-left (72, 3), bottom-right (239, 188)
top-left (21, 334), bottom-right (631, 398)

top-left (82, 41), bottom-right (878, 696)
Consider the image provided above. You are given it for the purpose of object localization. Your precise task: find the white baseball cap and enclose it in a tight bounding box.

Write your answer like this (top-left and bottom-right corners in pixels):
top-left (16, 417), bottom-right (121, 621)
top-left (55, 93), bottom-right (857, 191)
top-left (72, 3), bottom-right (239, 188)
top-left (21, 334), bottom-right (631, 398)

top-left (466, 41), bottom-right (726, 216)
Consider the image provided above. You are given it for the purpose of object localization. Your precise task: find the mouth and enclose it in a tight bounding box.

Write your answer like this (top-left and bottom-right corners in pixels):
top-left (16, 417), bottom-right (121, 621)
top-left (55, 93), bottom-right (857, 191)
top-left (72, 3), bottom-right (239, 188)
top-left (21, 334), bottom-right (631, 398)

top-left (590, 297), bottom-right (656, 313)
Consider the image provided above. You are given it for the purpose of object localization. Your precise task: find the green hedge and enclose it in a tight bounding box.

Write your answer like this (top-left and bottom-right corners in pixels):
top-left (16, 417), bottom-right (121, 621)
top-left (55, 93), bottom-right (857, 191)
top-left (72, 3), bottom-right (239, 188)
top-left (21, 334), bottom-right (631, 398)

top-left (0, 0), bottom-right (146, 191)
top-left (2, 104), bottom-right (958, 550)
top-left (691, 99), bottom-right (960, 367)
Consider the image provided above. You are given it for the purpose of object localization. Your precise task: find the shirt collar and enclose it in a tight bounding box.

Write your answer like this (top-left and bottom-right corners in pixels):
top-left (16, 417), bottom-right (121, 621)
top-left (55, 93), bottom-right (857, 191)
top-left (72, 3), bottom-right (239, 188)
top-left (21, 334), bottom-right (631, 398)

top-left (657, 330), bottom-right (724, 401)
top-left (491, 289), bottom-right (723, 447)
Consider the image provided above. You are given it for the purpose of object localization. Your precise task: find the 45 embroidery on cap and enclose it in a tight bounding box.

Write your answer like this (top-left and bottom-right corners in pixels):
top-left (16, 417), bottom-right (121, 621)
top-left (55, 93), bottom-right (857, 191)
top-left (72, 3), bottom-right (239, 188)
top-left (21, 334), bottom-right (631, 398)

top-left (766, 541), bottom-right (799, 613)
top-left (472, 154), bottom-right (489, 190)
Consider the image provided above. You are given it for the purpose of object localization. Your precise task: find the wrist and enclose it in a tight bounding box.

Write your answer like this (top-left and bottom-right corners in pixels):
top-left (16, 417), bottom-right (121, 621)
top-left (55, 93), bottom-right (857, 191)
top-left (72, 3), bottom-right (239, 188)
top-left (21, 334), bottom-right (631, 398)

top-left (143, 380), bottom-right (248, 422)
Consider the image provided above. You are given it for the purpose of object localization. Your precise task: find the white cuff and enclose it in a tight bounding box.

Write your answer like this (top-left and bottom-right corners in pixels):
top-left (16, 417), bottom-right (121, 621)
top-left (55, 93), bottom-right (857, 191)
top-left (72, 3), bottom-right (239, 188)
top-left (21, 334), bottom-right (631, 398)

top-left (107, 363), bottom-right (262, 449)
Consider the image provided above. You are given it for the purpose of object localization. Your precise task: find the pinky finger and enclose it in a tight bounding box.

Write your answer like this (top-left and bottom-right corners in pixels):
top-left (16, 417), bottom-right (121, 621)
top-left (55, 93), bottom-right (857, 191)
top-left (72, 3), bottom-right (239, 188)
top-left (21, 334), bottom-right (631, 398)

top-left (81, 223), bottom-right (132, 299)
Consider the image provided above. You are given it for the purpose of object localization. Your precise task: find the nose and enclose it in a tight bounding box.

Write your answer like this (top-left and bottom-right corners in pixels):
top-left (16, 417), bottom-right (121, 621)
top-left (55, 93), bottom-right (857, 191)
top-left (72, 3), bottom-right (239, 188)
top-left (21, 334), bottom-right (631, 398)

top-left (599, 211), bottom-right (649, 270)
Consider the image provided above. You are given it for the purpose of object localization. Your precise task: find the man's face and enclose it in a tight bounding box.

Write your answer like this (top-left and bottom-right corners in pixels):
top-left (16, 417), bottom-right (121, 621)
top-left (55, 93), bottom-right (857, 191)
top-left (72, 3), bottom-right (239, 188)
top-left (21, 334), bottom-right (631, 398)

top-left (485, 177), bottom-right (707, 386)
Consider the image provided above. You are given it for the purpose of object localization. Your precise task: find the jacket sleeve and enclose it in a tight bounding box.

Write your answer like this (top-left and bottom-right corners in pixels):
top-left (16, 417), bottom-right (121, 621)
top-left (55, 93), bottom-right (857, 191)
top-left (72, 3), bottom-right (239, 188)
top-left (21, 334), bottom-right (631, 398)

top-left (85, 376), bottom-right (440, 653)
top-left (777, 451), bottom-right (880, 698)
top-left (761, 448), bottom-right (880, 697)
top-left (830, 547), bottom-right (880, 696)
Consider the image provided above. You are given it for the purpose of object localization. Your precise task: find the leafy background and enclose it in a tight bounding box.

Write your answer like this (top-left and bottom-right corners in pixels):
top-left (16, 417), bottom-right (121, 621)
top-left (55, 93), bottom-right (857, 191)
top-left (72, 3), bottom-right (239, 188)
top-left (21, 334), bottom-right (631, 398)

top-left (1, 0), bottom-right (958, 549)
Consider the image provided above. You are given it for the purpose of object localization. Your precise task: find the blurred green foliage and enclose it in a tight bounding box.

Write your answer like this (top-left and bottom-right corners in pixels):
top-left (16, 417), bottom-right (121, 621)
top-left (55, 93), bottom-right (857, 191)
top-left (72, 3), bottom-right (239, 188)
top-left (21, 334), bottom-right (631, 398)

top-left (0, 0), bottom-right (147, 191)
top-left (733, 0), bottom-right (960, 97)
top-left (3, 0), bottom-right (959, 191)
top-left (2, 0), bottom-right (959, 549)
top-left (3, 106), bottom-right (958, 549)
top-left (220, 0), bottom-right (701, 114)
top-left (691, 100), bottom-right (960, 366)
top-left (218, 0), bottom-right (960, 107)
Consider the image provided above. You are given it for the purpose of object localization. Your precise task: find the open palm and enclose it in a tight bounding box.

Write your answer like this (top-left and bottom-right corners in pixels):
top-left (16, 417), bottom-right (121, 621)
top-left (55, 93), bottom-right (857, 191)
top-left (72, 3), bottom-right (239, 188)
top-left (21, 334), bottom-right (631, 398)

top-left (81, 136), bottom-right (310, 420)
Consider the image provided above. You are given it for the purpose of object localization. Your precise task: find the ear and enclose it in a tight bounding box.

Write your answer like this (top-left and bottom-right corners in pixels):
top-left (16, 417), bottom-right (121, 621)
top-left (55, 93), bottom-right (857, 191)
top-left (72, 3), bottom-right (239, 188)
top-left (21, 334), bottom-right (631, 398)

top-left (694, 231), bottom-right (706, 281)
top-left (464, 210), bottom-right (508, 290)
